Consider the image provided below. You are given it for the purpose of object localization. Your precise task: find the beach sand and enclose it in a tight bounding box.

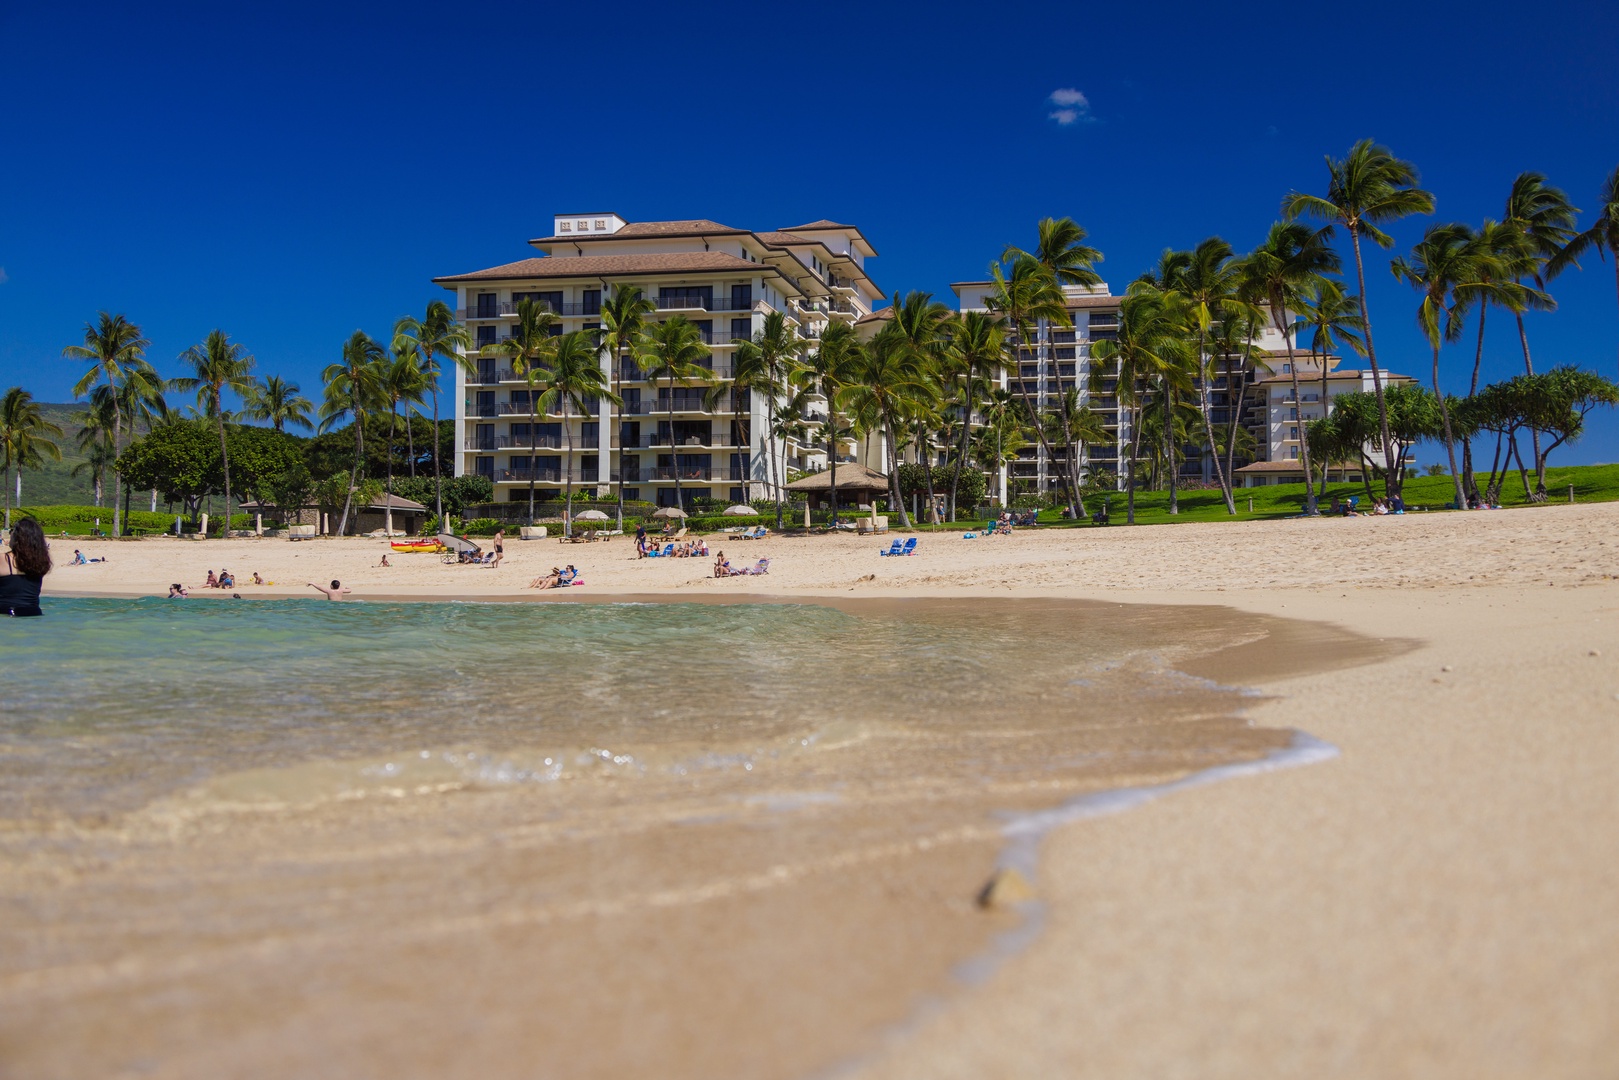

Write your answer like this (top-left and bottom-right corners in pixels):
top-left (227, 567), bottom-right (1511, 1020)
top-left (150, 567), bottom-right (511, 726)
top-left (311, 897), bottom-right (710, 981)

top-left (25, 503), bottom-right (1619, 1077)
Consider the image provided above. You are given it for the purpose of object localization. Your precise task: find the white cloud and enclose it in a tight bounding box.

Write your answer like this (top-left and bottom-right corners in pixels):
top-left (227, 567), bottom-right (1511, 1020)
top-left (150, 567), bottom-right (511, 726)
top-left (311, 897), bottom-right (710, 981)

top-left (1047, 88), bottom-right (1094, 125)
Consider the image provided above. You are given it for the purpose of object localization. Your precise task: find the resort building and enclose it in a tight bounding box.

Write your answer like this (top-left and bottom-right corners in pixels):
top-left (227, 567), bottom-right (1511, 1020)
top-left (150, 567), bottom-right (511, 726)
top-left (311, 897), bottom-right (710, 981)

top-left (1234, 359), bottom-right (1417, 487)
top-left (435, 214), bottom-right (883, 508)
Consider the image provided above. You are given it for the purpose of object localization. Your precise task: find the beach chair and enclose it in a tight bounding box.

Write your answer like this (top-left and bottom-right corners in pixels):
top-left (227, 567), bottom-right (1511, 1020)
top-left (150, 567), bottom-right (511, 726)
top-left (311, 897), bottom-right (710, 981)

top-left (652, 542), bottom-right (674, 558)
top-left (879, 538), bottom-right (904, 556)
top-left (740, 557), bottom-right (770, 576)
top-left (898, 536), bottom-right (917, 556)
top-left (438, 532), bottom-right (483, 565)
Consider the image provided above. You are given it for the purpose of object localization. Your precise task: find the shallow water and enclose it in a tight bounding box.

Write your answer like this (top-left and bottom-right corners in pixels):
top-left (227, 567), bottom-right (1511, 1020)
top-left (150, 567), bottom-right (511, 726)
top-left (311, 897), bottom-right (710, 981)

top-left (0, 596), bottom-right (1343, 1080)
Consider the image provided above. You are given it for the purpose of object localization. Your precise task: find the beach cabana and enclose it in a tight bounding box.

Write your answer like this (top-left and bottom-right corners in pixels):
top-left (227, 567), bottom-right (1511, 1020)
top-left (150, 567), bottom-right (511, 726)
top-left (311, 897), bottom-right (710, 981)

top-left (784, 462), bottom-right (889, 510)
top-left (240, 494), bottom-right (429, 536)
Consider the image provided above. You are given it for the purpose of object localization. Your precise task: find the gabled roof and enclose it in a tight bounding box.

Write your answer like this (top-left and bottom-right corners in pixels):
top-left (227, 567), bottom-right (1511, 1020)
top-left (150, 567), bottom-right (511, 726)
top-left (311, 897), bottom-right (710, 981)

top-left (433, 251), bottom-right (776, 284)
top-left (782, 219), bottom-right (856, 231)
top-left (529, 219), bottom-right (746, 244)
top-left (784, 461), bottom-right (889, 491)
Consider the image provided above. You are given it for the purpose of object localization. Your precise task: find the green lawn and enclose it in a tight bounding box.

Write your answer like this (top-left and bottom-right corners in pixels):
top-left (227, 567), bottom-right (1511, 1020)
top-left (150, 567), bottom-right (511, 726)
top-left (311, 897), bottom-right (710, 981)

top-left (899, 462), bottom-right (1619, 530)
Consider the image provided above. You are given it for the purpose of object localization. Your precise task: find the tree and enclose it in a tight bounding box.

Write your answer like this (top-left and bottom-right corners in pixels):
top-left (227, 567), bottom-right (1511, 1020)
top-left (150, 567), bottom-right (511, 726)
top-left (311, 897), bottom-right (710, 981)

top-left (1005, 217), bottom-right (1105, 517)
top-left (378, 341), bottom-right (430, 532)
top-left (1241, 222), bottom-right (1342, 511)
top-left (485, 299), bottom-right (563, 525)
top-left (117, 419), bottom-right (221, 522)
top-left (986, 255), bottom-right (1072, 513)
top-left (641, 316), bottom-right (711, 513)
top-left (1515, 367), bottom-right (1619, 493)
top-left (841, 326), bottom-right (936, 527)
top-left (73, 388), bottom-right (120, 507)
top-left (732, 310), bottom-right (804, 530)
top-left (393, 300), bottom-right (472, 521)
top-left (598, 285), bottom-right (658, 530)
top-left (1546, 165), bottom-right (1619, 377)
top-left (0, 388), bottom-right (63, 528)
top-left (792, 321), bottom-right (863, 525)
top-left (62, 312), bottom-right (150, 536)
top-left (879, 292), bottom-right (952, 519)
top-left (243, 374), bottom-right (315, 433)
top-left (542, 330), bottom-right (618, 536)
top-left (173, 329), bottom-right (257, 535)
top-left (942, 311), bottom-right (1006, 520)
top-left (319, 331), bottom-right (387, 535)
top-left (1090, 291), bottom-right (1192, 524)
top-left (1284, 140), bottom-right (1435, 492)
top-left (1301, 278), bottom-right (1366, 420)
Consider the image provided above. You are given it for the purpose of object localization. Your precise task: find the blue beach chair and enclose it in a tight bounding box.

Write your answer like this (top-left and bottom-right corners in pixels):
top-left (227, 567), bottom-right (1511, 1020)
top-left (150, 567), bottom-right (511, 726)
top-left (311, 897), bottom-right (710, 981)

top-left (879, 538), bottom-right (904, 556)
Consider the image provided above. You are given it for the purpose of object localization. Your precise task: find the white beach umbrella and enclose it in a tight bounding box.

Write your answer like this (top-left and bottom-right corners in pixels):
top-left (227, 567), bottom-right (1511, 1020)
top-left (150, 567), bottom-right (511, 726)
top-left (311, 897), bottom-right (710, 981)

top-left (652, 506), bottom-right (688, 519)
top-left (723, 505), bottom-right (754, 515)
top-left (575, 510), bottom-right (610, 521)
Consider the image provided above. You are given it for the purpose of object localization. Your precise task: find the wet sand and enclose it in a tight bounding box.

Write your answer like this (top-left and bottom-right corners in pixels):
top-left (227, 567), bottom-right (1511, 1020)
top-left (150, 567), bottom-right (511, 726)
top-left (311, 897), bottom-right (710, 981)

top-left (15, 501), bottom-right (1619, 1077)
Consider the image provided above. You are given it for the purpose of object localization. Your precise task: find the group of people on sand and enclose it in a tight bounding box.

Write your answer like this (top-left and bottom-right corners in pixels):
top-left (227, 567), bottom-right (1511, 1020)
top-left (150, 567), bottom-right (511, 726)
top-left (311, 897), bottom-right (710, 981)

top-left (528, 565), bottom-right (577, 590)
top-left (1329, 495), bottom-right (1406, 517)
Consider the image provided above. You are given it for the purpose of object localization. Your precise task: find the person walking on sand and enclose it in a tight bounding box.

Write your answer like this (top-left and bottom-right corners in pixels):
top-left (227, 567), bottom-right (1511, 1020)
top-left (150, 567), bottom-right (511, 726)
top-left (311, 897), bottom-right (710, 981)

top-left (307, 579), bottom-right (352, 600)
top-left (491, 528), bottom-right (505, 568)
top-left (635, 522), bottom-right (647, 558)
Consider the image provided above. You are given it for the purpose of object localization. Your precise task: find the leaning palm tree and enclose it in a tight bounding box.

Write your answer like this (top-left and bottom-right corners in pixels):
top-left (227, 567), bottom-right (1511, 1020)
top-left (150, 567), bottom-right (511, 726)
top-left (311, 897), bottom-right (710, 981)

top-left (731, 310), bottom-right (804, 529)
top-left (542, 330), bottom-right (620, 536)
top-left (173, 330), bottom-right (257, 536)
top-left (73, 389), bottom-right (119, 507)
top-left (61, 312), bottom-right (149, 536)
top-left (598, 285), bottom-right (658, 529)
top-left (640, 316), bottom-right (711, 513)
top-left (1006, 217), bottom-right (1104, 514)
top-left (1240, 222), bottom-right (1343, 510)
top-left (1284, 140), bottom-right (1435, 484)
top-left (0, 387), bottom-right (64, 529)
top-left (792, 321), bottom-right (863, 526)
top-left (1547, 164), bottom-right (1619, 374)
top-left (485, 300), bottom-right (562, 524)
top-left (319, 331), bottom-right (387, 535)
top-left (1455, 220), bottom-right (1539, 499)
top-left (393, 300), bottom-right (473, 521)
top-left (243, 374), bottom-right (314, 433)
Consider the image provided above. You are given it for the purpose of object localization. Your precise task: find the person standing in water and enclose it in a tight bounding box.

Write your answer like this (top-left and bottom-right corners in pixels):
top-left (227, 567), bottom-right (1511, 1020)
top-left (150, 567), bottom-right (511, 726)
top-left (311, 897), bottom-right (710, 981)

top-left (1, 518), bottom-right (52, 617)
top-left (306, 579), bottom-right (352, 600)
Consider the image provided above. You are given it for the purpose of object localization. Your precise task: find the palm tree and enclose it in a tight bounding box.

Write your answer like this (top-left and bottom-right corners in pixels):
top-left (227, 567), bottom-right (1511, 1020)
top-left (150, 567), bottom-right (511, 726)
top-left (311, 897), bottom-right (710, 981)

top-left (542, 330), bottom-right (619, 535)
top-left (379, 342), bottom-right (431, 531)
top-left (173, 330), bottom-right (257, 536)
top-left (641, 316), bottom-right (711, 513)
top-left (842, 327), bottom-right (937, 527)
top-left (598, 285), bottom-right (657, 529)
top-left (942, 311), bottom-right (1006, 519)
top-left (1241, 222), bottom-right (1342, 510)
top-left (731, 310), bottom-right (804, 530)
top-left (61, 312), bottom-right (149, 536)
top-left (0, 388), bottom-right (63, 529)
top-left (319, 331), bottom-right (387, 535)
top-left (1006, 217), bottom-right (1104, 516)
top-left (1284, 140), bottom-right (1435, 487)
top-left (792, 321), bottom-right (863, 526)
top-left (1455, 220), bottom-right (1538, 499)
top-left (1090, 292), bottom-right (1192, 524)
top-left (878, 292), bottom-right (951, 518)
top-left (1547, 164), bottom-right (1619, 347)
top-left (485, 300), bottom-right (562, 524)
top-left (393, 300), bottom-right (473, 521)
top-left (986, 255), bottom-right (1071, 512)
top-left (73, 389), bottom-right (119, 507)
top-left (243, 374), bottom-right (314, 433)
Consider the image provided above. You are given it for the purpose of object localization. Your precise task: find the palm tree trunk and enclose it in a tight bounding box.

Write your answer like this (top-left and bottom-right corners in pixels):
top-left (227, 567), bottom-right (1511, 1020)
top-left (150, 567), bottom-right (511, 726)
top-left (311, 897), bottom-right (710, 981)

top-left (1462, 306), bottom-right (1489, 503)
top-left (885, 413), bottom-right (912, 528)
top-left (1199, 331), bottom-right (1235, 515)
top-left (949, 385), bottom-right (971, 519)
top-left (916, 428), bottom-right (937, 525)
top-left (1281, 325), bottom-right (1317, 514)
top-left (338, 420), bottom-right (361, 536)
top-left (111, 409), bottom-right (124, 538)
top-left (431, 386), bottom-right (444, 521)
top-left (1513, 309), bottom-right (1547, 498)
top-left (1046, 325), bottom-right (1082, 519)
top-left (1350, 226), bottom-right (1399, 496)
top-left (1126, 403), bottom-right (1142, 525)
top-left (384, 406), bottom-right (395, 535)
top-left (826, 407), bottom-right (839, 527)
top-left (562, 402), bottom-right (574, 538)
top-left (1163, 384), bottom-right (1179, 514)
top-left (1511, 431), bottom-right (1532, 499)
top-left (406, 406), bottom-right (416, 479)
top-left (527, 400), bottom-right (539, 526)
top-left (1011, 336), bottom-right (1063, 515)
top-left (611, 345), bottom-right (624, 531)
top-left (1431, 342), bottom-right (1466, 510)
top-left (216, 400), bottom-right (232, 538)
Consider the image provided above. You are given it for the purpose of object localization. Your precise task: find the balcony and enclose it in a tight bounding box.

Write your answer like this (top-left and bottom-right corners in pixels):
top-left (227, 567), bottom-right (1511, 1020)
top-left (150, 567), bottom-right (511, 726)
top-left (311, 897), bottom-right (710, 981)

top-left (650, 466), bottom-right (713, 482)
top-left (461, 301), bottom-right (601, 320)
top-left (653, 295), bottom-right (753, 313)
top-left (648, 431), bottom-right (742, 448)
top-left (469, 367), bottom-right (518, 385)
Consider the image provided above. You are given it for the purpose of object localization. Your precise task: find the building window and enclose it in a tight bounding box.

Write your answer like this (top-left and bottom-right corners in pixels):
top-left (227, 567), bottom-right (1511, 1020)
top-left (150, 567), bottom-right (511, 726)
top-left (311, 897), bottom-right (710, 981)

top-left (1289, 447), bottom-right (1300, 460)
top-left (1289, 426), bottom-right (1299, 440)
top-left (582, 289), bottom-right (601, 315)
top-left (476, 325), bottom-right (497, 347)
top-left (623, 487), bottom-right (640, 501)
top-left (1289, 407), bottom-right (1298, 420)
top-left (1282, 363), bottom-right (1292, 373)
top-left (580, 422), bottom-right (600, 443)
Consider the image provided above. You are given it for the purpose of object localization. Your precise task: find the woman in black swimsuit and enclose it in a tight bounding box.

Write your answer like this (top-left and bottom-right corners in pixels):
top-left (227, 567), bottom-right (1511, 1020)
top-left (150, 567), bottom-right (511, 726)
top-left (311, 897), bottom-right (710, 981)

top-left (1, 518), bottom-right (52, 617)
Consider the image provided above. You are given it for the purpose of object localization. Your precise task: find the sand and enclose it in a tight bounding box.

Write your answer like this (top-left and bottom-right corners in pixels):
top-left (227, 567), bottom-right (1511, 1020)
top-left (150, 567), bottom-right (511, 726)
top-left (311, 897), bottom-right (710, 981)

top-left (28, 503), bottom-right (1619, 1077)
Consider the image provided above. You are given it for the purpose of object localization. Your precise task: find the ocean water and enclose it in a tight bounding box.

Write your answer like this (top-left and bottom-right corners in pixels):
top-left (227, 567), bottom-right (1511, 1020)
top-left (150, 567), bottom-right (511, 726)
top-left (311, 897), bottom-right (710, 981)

top-left (0, 595), bottom-right (1313, 1079)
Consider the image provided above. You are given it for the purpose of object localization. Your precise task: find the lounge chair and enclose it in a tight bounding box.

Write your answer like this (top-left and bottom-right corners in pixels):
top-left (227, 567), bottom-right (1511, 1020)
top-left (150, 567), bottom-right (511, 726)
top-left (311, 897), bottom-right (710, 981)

top-left (738, 558), bottom-right (770, 576)
top-left (880, 537), bottom-right (917, 556)
top-left (879, 538), bottom-right (904, 556)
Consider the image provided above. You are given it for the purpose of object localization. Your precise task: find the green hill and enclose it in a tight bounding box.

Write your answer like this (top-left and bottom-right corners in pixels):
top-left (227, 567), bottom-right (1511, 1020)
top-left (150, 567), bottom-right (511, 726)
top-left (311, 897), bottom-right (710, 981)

top-left (10, 403), bottom-right (99, 507)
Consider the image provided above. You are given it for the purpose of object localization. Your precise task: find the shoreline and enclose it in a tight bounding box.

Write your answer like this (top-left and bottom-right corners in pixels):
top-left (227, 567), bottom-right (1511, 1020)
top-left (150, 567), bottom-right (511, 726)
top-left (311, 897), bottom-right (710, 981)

top-left (17, 504), bottom-right (1619, 1075)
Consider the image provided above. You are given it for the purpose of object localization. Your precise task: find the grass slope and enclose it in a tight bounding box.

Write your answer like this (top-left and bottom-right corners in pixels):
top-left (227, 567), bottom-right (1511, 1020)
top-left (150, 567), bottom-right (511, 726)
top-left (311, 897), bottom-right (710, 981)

top-left (7, 403), bottom-right (98, 507)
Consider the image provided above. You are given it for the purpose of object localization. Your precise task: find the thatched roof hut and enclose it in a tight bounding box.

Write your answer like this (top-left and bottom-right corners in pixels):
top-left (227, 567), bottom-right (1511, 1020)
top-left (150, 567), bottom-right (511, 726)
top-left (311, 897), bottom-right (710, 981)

top-left (784, 462), bottom-right (889, 508)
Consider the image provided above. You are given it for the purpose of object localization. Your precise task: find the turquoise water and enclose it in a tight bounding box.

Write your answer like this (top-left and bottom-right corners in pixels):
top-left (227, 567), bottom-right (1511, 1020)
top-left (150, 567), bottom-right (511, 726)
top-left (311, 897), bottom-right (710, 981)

top-left (1, 596), bottom-right (1212, 823)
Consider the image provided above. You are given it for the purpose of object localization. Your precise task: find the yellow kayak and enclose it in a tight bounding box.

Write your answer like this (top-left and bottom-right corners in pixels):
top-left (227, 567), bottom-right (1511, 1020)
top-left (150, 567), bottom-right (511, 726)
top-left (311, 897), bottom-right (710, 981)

top-left (389, 541), bottom-right (443, 553)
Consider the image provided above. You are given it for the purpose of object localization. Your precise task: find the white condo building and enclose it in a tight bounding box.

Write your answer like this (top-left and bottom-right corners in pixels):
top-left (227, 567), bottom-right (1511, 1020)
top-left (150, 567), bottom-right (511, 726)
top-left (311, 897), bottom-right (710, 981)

top-left (435, 214), bottom-right (883, 508)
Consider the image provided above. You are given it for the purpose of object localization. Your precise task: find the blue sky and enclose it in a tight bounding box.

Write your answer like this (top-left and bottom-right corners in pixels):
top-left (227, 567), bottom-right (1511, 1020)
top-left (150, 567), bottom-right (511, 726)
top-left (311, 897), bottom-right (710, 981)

top-left (3, 0), bottom-right (1616, 463)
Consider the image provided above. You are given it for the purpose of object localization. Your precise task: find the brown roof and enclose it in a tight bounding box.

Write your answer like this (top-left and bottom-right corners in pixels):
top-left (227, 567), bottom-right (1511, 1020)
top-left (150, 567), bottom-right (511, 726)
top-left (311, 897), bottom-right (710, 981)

top-left (1232, 461), bottom-right (1307, 473)
top-left (783, 461), bottom-right (890, 492)
top-left (434, 251), bottom-right (769, 284)
top-left (1254, 368), bottom-right (1414, 385)
top-left (240, 494), bottom-right (428, 511)
top-left (781, 219), bottom-right (856, 231)
top-left (529, 218), bottom-right (747, 244)
top-left (754, 231), bottom-right (812, 246)
top-left (855, 309), bottom-right (893, 325)
top-left (1065, 295), bottom-right (1120, 310)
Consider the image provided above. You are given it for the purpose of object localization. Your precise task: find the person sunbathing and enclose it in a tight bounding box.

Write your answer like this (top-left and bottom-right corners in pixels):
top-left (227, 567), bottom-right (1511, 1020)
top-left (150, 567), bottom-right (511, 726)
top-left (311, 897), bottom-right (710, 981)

top-left (529, 566), bottom-right (564, 589)
top-left (205, 570), bottom-right (219, 588)
top-left (713, 552), bottom-right (733, 578)
top-left (72, 549), bottom-right (87, 565)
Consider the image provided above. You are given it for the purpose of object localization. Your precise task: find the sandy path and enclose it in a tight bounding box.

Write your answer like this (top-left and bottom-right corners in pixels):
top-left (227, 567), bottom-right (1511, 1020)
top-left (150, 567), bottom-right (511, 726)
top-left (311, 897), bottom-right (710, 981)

top-left (30, 503), bottom-right (1619, 1077)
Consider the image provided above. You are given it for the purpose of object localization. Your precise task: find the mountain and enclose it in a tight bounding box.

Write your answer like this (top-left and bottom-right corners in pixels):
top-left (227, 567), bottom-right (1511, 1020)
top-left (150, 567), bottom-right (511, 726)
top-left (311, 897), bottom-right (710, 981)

top-left (9, 403), bottom-right (100, 507)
